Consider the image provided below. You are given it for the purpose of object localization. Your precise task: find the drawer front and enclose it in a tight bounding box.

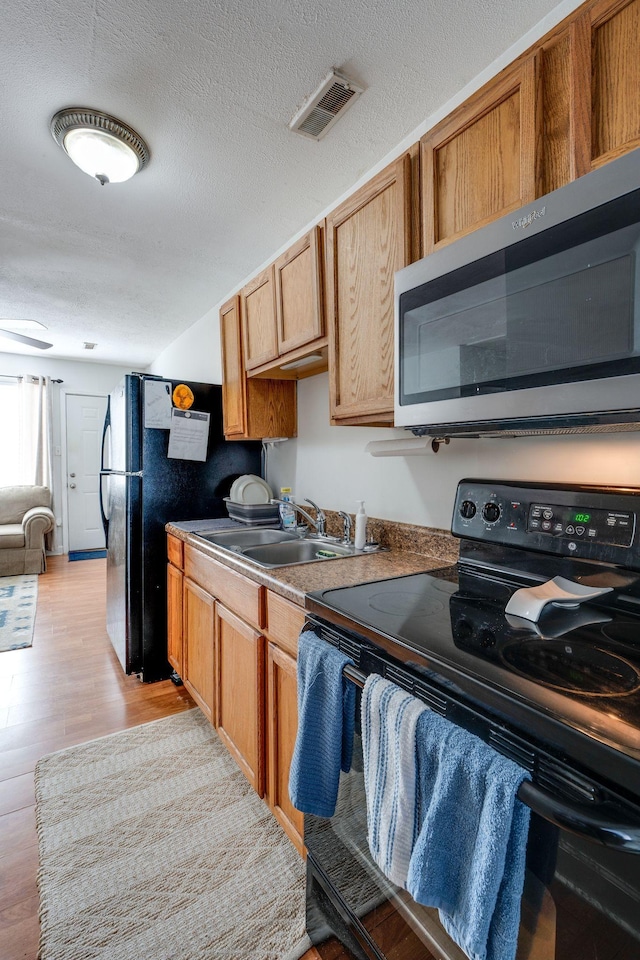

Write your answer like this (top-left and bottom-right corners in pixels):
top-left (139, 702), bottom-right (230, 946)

top-left (265, 590), bottom-right (305, 657)
top-left (184, 545), bottom-right (263, 629)
top-left (167, 534), bottom-right (184, 570)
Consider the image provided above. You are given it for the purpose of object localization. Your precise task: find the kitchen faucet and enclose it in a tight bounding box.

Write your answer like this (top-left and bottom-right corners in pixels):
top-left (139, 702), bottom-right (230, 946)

top-left (270, 497), bottom-right (327, 537)
top-left (337, 511), bottom-right (352, 544)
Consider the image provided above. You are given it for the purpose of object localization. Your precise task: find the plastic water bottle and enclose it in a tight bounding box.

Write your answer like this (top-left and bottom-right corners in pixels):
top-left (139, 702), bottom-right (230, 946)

top-left (279, 487), bottom-right (296, 530)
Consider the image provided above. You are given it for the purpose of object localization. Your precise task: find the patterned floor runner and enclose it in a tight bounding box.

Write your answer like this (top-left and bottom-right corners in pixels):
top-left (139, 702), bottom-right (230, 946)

top-left (0, 574), bottom-right (38, 651)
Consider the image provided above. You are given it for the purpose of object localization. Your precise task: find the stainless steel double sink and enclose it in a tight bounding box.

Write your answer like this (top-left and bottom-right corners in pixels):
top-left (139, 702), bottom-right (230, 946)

top-left (195, 527), bottom-right (357, 568)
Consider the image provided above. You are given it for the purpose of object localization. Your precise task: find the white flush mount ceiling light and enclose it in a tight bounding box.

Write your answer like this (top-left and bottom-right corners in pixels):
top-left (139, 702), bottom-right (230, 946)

top-left (50, 108), bottom-right (150, 185)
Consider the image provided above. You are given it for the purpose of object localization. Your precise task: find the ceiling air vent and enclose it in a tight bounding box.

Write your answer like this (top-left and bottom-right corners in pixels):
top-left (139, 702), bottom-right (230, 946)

top-left (289, 71), bottom-right (364, 141)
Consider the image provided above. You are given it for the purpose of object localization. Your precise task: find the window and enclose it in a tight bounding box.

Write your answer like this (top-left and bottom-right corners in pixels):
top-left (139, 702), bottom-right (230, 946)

top-left (0, 380), bottom-right (21, 486)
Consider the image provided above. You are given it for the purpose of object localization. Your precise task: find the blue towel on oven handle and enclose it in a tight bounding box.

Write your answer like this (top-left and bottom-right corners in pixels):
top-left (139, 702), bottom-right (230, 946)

top-left (362, 674), bottom-right (428, 888)
top-left (406, 710), bottom-right (531, 960)
top-left (288, 629), bottom-right (356, 818)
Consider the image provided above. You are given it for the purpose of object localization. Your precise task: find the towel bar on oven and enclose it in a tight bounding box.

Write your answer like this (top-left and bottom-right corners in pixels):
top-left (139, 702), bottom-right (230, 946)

top-left (341, 662), bottom-right (640, 851)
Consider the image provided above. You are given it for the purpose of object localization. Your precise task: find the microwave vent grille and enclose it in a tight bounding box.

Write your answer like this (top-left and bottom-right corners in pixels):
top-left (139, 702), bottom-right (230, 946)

top-left (410, 418), bottom-right (640, 440)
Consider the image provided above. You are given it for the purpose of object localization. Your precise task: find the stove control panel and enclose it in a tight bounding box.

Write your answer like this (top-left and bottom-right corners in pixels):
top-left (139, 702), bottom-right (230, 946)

top-left (452, 479), bottom-right (640, 566)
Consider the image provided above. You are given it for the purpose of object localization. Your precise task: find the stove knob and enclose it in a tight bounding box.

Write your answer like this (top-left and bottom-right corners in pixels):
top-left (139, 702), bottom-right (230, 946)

top-left (454, 618), bottom-right (474, 641)
top-left (482, 502), bottom-right (501, 523)
top-left (479, 628), bottom-right (496, 649)
top-left (460, 500), bottom-right (477, 519)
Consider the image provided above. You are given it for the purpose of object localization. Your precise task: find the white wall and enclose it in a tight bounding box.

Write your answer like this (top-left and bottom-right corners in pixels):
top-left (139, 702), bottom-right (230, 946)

top-left (0, 351), bottom-right (137, 552)
top-left (265, 374), bottom-right (640, 529)
top-left (148, 306), bottom-right (221, 384)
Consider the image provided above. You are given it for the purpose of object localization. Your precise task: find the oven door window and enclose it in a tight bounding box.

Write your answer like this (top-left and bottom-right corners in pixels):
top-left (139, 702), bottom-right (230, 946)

top-left (398, 191), bottom-right (640, 407)
top-left (305, 731), bottom-right (640, 960)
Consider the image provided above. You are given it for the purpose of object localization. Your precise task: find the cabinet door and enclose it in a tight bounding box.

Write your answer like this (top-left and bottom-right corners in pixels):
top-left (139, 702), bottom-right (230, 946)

top-left (167, 562), bottom-right (183, 677)
top-left (581, 0), bottom-right (640, 169)
top-left (219, 295), bottom-right (297, 440)
top-left (266, 641), bottom-right (304, 854)
top-left (183, 577), bottom-right (215, 724)
top-left (421, 56), bottom-right (539, 254)
top-left (275, 226), bottom-right (325, 357)
top-left (241, 266), bottom-right (278, 371)
top-left (326, 155), bottom-right (412, 425)
top-left (215, 604), bottom-right (265, 796)
top-left (220, 295), bottom-right (247, 438)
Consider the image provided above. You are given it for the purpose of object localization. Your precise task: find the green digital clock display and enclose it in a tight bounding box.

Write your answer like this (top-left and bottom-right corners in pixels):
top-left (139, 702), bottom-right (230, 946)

top-left (573, 512), bottom-right (591, 523)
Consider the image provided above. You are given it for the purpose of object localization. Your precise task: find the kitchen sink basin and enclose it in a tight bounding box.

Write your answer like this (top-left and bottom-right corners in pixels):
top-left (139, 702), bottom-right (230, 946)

top-left (197, 528), bottom-right (298, 548)
top-left (241, 539), bottom-right (357, 567)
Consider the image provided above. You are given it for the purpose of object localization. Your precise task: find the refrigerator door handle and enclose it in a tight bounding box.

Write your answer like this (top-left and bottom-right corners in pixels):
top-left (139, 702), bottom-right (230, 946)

top-left (100, 470), bottom-right (144, 477)
top-left (100, 399), bottom-right (111, 542)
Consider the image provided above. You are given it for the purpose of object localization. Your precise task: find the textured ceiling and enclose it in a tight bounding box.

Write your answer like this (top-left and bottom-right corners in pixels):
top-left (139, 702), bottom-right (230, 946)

top-left (0, 0), bottom-right (567, 365)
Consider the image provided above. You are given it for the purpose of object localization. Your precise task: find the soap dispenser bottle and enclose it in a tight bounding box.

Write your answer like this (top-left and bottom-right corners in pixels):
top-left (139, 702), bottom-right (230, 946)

top-left (354, 500), bottom-right (367, 550)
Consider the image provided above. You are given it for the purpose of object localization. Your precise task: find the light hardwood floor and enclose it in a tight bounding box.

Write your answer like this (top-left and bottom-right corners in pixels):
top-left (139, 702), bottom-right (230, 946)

top-left (0, 555), bottom-right (194, 960)
top-left (0, 555), bottom-right (324, 960)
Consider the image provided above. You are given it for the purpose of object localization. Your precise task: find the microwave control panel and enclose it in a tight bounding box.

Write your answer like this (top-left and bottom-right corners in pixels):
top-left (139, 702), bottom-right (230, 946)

top-left (452, 479), bottom-right (640, 566)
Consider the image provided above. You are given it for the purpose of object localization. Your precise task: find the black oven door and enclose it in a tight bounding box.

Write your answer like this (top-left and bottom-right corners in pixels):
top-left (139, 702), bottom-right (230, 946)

top-left (305, 725), bottom-right (640, 960)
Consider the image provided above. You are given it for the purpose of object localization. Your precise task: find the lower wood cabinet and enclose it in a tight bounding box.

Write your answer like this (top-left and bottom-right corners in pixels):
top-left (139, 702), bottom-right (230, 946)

top-left (166, 537), bottom-right (305, 852)
top-left (183, 577), bottom-right (215, 724)
top-left (265, 590), bottom-right (305, 852)
top-left (167, 561), bottom-right (183, 677)
top-left (215, 603), bottom-right (265, 797)
top-left (266, 641), bottom-right (304, 854)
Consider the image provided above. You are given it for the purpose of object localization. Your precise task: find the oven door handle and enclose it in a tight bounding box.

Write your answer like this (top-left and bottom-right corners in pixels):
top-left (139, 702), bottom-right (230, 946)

top-left (517, 780), bottom-right (640, 852)
top-left (340, 663), bottom-right (640, 853)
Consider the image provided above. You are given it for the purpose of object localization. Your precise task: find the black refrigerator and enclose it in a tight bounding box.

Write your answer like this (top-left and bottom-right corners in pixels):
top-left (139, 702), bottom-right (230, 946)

top-left (100, 374), bottom-right (262, 682)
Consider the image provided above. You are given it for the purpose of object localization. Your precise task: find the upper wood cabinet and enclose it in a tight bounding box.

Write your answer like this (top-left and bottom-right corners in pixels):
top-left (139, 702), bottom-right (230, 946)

top-left (577, 0), bottom-right (640, 169)
top-left (242, 227), bottom-right (328, 381)
top-left (419, 0), bottom-right (640, 254)
top-left (325, 154), bottom-right (413, 425)
top-left (275, 227), bottom-right (324, 355)
top-left (241, 266), bottom-right (279, 371)
top-left (219, 294), bottom-right (297, 440)
top-left (421, 57), bottom-right (539, 255)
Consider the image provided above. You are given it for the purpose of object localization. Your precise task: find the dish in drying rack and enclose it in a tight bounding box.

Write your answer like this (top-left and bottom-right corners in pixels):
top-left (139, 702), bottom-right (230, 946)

top-left (228, 474), bottom-right (273, 504)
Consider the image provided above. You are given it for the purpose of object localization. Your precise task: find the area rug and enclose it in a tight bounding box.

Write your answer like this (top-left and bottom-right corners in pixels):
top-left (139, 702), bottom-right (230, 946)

top-left (35, 709), bottom-right (310, 960)
top-left (0, 573), bottom-right (38, 651)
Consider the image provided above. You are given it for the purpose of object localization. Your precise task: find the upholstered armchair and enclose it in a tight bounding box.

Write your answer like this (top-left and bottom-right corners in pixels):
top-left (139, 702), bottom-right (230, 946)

top-left (0, 486), bottom-right (55, 576)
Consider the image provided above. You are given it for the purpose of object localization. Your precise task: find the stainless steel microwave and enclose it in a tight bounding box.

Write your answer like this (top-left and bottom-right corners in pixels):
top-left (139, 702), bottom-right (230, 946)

top-left (395, 147), bottom-right (640, 437)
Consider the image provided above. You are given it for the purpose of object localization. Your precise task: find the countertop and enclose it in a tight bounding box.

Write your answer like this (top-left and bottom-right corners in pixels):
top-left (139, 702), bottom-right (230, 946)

top-left (166, 518), bottom-right (458, 607)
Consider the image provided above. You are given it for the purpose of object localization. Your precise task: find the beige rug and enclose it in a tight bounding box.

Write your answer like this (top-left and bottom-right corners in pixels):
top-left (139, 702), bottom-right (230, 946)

top-left (35, 709), bottom-right (310, 960)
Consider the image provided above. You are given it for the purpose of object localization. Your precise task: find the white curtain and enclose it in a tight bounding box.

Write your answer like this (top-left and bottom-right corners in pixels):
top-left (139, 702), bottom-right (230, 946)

top-left (18, 375), bottom-right (54, 488)
top-left (17, 375), bottom-right (56, 551)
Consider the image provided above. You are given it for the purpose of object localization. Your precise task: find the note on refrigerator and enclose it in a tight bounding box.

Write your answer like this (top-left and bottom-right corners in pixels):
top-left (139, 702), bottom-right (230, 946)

top-left (167, 409), bottom-right (210, 461)
top-left (144, 380), bottom-right (172, 428)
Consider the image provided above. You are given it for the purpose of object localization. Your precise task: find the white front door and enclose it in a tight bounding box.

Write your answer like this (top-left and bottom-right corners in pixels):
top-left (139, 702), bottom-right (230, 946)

top-left (65, 393), bottom-right (108, 553)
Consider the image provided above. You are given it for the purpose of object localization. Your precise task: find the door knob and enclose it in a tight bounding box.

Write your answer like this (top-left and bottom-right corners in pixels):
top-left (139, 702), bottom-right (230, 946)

top-left (69, 482), bottom-right (76, 489)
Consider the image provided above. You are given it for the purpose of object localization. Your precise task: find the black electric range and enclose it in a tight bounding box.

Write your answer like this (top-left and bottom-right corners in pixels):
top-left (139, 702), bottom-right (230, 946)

top-left (307, 479), bottom-right (640, 800)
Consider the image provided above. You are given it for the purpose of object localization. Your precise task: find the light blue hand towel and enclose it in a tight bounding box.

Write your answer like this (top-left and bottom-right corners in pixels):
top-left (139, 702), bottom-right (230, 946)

top-left (288, 629), bottom-right (356, 817)
top-left (406, 711), bottom-right (531, 960)
top-left (362, 675), bottom-right (428, 887)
